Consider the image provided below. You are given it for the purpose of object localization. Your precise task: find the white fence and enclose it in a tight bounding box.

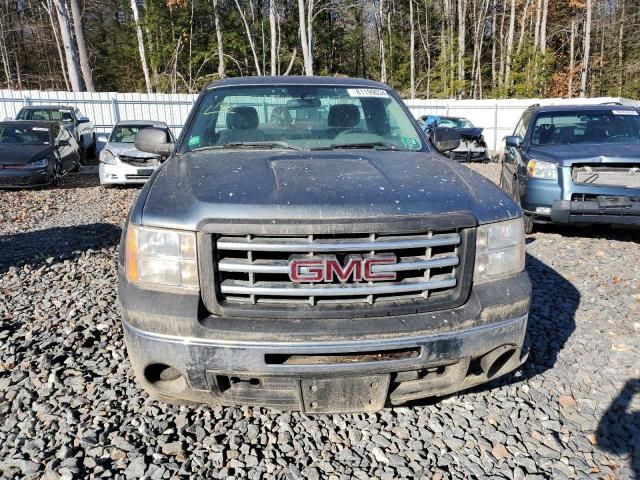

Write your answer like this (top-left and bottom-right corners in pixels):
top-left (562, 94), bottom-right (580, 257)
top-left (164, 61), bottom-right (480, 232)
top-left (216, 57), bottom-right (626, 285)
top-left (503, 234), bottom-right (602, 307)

top-left (1, 89), bottom-right (638, 151)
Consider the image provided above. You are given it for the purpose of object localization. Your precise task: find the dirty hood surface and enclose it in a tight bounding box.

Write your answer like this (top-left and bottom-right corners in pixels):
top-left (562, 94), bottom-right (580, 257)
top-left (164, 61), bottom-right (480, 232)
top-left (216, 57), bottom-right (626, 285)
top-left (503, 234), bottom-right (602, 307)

top-left (0, 144), bottom-right (53, 165)
top-left (140, 149), bottom-right (519, 231)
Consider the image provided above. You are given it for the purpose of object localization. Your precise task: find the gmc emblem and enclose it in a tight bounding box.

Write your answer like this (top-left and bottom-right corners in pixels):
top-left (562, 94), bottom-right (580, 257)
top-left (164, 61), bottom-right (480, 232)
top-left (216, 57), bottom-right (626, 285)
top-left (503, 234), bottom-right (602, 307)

top-left (289, 255), bottom-right (397, 283)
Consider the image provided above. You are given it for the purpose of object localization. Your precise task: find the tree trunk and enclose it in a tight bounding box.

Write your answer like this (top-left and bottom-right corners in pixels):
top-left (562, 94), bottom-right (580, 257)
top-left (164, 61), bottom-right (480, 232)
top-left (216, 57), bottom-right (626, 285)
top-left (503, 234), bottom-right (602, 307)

top-left (409, 0), bottom-right (415, 98)
top-left (616, 0), bottom-right (624, 96)
top-left (580, 0), bottom-right (592, 97)
top-left (52, 0), bottom-right (82, 91)
top-left (533, 0), bottom-right (541, 49)
top-left (297, 0), bottom-right (313, 75)
top-left (539, 0), bottom-right (548, 53)
top-left (491, 0), bottom-right (497, 88)
top-left (517, 0), bottom-right (531, 54)
top-left (69, 0), bottom-right (94, 91)
top-left (270, 0), bottom-right (277, 76)
top-left (457, 0), bottom-right (466, 96)
top-left (235, 0), bottom-right (262, 75)
top-left (377, 0), bottom-right (387, 83)
top-left (568, 17), bottom-right (575, 97)
top-left (0, 15), bottom-right (14, 88)
top-left (130, 0), bottom-right (152, 92)
top-left (43, 0), bottom-right (70, 90)
top-left (212, 0), bottom-right (225, 78)
top-left (503, 0), bottom-right (516, 89)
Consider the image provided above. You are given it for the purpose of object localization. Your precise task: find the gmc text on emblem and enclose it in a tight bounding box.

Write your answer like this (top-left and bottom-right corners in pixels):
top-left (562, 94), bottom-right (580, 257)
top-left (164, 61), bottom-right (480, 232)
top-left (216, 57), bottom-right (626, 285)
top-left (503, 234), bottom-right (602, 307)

top-left (289, 255), bottom-right (398, 283)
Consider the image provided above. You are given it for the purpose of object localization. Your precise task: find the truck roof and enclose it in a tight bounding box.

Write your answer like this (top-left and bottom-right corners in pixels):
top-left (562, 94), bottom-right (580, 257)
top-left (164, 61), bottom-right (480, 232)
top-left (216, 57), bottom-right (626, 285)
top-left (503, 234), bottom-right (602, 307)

top-left (206, 76), bottom-right (391, 90)
top-left (19, 105), bottom-right (74, 110)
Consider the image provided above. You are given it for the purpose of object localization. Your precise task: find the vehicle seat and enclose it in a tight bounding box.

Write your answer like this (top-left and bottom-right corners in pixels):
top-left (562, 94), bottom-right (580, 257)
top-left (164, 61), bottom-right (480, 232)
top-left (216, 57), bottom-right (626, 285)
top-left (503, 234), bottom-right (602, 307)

top-left (268, 106), bottom-right (293, 128)
top-left (535, 124), bottom-right (556, 145)
top-left (583, 122), bottom-right (608, 142)
top-left (218, 107), bottom-right (265, 144)
top-left (328, 104), bottom-right (361, 137)
top-left (555, 126), bottom-right (575, 144)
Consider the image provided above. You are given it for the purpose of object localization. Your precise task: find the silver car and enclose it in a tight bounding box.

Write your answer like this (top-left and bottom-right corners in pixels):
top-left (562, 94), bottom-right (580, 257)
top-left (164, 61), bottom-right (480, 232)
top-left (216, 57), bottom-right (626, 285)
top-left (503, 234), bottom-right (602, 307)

top-left (99, 121), bottom-right (173, 186)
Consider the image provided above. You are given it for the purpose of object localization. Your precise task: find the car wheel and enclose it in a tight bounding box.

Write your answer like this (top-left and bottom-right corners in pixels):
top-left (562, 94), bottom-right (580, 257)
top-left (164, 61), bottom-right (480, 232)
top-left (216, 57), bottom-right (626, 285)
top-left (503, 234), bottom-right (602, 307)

top-left (51, 161), bottom-right (62, 187)
top-left (87, 133), bottom-right (96, 159)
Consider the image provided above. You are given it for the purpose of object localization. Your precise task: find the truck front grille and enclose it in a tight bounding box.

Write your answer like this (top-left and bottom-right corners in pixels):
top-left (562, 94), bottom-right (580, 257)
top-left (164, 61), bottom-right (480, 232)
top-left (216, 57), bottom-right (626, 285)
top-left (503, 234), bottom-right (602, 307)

top-left (214, 231), bottom-right (463, 307)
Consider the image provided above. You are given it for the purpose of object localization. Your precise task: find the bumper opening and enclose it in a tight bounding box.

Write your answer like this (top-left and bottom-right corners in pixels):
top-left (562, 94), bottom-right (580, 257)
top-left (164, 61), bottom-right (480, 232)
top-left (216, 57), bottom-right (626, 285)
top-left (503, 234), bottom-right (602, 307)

top-left (143, 363), bottom-right (188, 395)
top-left (264, 347), bottom-right (420, 366)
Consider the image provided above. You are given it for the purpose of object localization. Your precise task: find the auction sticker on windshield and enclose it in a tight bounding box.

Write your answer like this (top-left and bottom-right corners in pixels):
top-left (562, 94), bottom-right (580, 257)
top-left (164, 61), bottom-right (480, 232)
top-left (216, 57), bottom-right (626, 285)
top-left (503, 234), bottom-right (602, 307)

top-left (347, 88), bottom-right (389, 98)
top-left (612, 110), bottom-right (638, 116)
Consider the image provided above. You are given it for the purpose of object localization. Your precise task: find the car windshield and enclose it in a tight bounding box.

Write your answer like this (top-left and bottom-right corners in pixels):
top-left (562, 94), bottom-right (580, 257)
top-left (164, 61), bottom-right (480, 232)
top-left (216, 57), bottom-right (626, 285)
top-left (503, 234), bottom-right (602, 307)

top-left (181, 85), bottom-right (424, 153)
top-left (438, 117), bottom-right (474, 129)
top-left (531, 110), bottom-right (640, 145)
top-left (0, 124), bottom-right (50, 145)
top-left (110, 125), bottom-right (163, 143)
top-left (16, 108), bottom-right (74, 123)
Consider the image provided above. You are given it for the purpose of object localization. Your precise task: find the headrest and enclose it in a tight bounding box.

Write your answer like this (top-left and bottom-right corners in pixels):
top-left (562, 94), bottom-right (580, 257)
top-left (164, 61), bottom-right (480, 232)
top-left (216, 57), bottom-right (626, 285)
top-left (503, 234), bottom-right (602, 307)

top-left (328, 104), bottom-right (361, 128)
top-left (226, 106), bottom-right (259, 130)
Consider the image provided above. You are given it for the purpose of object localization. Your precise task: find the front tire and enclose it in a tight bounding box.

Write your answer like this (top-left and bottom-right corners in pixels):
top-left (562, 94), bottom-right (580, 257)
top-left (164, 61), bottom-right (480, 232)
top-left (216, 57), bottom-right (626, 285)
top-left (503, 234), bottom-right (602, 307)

top-left (50, 161), bottom-right (62, 187)
top-left (512, 176), bottom-right (534, 234)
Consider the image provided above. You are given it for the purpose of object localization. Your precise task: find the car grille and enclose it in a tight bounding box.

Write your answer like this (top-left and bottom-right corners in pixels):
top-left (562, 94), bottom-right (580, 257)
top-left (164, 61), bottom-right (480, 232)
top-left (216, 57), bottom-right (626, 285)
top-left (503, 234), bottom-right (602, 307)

top-left (119, 155), bottom-right (158, 167)
top-left (0, 175), bottom-right (31, 186)
top-left (213, 230), bottom-right (463, 307)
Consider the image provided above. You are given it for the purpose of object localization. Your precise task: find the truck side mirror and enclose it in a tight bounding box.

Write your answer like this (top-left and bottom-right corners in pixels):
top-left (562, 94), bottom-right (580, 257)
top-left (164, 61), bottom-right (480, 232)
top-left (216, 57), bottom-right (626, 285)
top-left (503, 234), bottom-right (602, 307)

top-left (429, 126), bottom-right (461, 153)
top-left (505, 135), bottom-right (523, 148)
top-left (135, 127), bottom-right (174, 157)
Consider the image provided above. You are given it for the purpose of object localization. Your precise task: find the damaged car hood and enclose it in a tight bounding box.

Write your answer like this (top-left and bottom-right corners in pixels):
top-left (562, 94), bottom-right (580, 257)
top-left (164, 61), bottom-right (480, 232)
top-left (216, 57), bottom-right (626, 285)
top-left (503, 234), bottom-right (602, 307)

top-left (527, 143), bottom-right (640, 166)
top-left (138, 150), bottom-right (520, 231)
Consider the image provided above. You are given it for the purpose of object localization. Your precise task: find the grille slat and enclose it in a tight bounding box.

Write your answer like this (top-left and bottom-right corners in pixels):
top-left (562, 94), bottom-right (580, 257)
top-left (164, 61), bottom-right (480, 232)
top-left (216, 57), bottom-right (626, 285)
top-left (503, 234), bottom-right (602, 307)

top-left (214, 230), bottom-right (462, 307)
top-left (217, 233), bottom-right (460, 253)
top-left (220, 277), bottom-right (457, 297)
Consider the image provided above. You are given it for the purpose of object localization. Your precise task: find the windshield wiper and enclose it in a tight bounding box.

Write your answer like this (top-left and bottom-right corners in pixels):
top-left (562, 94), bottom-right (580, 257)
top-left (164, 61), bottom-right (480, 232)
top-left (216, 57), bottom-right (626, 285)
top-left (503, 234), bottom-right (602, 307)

top-left (190, 141), bottom-right (302, 153)
top-left (311, 141), bottom-right (401, 151)
top-left (223, 141), bottom-right (303, 151)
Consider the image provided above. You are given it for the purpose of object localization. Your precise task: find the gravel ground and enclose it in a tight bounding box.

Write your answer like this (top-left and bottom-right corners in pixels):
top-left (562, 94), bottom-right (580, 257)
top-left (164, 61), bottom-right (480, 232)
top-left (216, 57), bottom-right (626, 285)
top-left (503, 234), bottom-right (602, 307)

top-left (1, 163), bottom-right (639, 480)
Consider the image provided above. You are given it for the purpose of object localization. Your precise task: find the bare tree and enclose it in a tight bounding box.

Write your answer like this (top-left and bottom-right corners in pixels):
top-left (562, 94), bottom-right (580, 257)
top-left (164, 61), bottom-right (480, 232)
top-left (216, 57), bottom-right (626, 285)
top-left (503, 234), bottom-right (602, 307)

top-left (69, 0), bottom-right (95, 91)
top-left (503, 0), bottom-right (516, 89)
top-left (270, 0), bottom-right (277, 75)
top-left (457, 0), bottom-right (466, 96)
top-left (568, 17), bottom-right (576, 97)
top-left (617, 0), bottom-right (625, 96)
top-left (130, 0), bottom-right (152, 92)
top-left (212, 0), bottom-right (225, 78)
top-left (539, 0), bottom-right (548, 53)
top-left (234, 0), bottom-right (262, 75)
top-left (580, 0), bottom-right (592, 97)
top-left (409, 0), bottom-right (415, 98)
top-left (298, 0), bottom-right (313, 75)
top-left (375, 0), bottom-right (387, 83)
top-left (42, 0), bottom-right (70, 90)
top-left (52, 0), bottom-right (82, 91)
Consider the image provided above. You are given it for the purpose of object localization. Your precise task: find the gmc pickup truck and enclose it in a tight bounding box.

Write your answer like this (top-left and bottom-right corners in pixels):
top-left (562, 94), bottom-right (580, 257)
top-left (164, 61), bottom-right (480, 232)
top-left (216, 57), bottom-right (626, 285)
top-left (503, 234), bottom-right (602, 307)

top-left (119, 76), bottom-right (531, 413)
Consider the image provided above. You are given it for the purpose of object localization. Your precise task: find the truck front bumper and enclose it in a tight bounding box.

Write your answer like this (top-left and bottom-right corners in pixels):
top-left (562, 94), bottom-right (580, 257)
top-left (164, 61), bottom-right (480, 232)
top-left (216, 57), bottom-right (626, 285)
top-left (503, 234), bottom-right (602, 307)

top-left (120, 272), bottom-right (531, 413)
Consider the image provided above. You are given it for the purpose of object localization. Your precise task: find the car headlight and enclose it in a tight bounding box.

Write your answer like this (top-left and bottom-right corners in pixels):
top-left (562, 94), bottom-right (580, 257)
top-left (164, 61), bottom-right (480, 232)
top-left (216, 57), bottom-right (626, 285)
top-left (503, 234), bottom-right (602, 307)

top-left (474, 218), bottom-right (525, 283)
top-left (100, 150), bottom-right (118, 165)
top-left (124, 224), bottom-right (198, 291)
top-left (25, 158), bottom-right (49, 169)
top-left (527, 159), bottom-right (557, 180)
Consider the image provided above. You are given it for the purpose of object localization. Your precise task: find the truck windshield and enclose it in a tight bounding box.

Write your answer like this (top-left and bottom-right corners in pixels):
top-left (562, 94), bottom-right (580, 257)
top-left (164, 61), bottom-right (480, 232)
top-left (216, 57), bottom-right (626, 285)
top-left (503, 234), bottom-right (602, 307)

top-left (181, 86), bottom-right (424, 152)
top-left (531, 110), bottom-right (640, 145)
top-left (16, 109), bottom-right (74, 123)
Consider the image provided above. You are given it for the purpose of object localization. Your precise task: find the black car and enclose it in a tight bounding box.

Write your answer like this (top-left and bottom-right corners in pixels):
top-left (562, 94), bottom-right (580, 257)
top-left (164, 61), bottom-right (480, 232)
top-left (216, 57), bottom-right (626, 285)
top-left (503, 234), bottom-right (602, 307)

top-left (117, 76), bottom-right (530, 413)
top-left (0, 121), bottom-right (81, 188)
top-left (15, 105), bottom-right (95, 159)
top-left (500, 104), bottom-right (640, 233)
top-left (418, 115), bottom-right (491, 162)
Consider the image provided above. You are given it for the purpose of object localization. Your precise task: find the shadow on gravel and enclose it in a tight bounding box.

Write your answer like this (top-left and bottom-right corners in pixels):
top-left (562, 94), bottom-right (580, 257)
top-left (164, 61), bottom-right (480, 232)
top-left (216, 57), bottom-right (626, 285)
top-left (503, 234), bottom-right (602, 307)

top-left (0, 223), bottom-right (121, 274)
top-left (418, 251), bottom-right (581, 403)
top-left (597, 378), bottom-right (640, 479)
top-left (535, 223), bottom-right (640, 244)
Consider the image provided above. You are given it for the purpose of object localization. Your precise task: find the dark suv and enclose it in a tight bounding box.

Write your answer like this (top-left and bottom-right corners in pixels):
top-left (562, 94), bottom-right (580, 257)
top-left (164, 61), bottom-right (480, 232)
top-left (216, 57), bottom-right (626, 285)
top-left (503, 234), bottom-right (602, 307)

top-left (119, 76), bottom-right (531, 413)
top-left (500, 104), bottom-right (640, 232)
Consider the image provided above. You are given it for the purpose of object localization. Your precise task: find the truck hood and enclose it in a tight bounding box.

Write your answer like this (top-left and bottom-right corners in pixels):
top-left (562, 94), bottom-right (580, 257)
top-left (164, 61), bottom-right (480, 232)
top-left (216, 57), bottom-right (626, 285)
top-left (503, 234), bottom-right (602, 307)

top-left (527, 143), bottom-right (640, 166)
top-left (139, 150), bottom-right (520, 231)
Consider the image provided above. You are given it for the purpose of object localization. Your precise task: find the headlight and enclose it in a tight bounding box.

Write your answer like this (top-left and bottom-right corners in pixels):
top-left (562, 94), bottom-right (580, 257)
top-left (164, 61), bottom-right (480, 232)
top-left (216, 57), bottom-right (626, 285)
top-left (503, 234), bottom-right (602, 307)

top-left (100, 150), bottom-right (118, 165)
top-left (527, 159), bottom-right (557, 180)
top-left (26, 158), bottom-right (48, 169)
top-left (474, 218), bottom-right (525, 283)
top-left (124, 224), bottom-right (198, 291)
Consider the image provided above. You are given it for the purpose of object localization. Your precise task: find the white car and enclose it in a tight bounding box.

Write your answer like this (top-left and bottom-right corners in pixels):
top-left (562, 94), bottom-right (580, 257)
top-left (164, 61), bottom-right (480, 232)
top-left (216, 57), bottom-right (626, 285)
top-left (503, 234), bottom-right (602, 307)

top-left (99, 121), bottom-right (173, 186)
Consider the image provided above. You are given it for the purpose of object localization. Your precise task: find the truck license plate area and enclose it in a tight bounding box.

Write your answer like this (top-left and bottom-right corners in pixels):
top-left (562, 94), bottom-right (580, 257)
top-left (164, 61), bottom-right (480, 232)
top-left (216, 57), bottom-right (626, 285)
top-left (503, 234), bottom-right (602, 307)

top-left (300, 375), bottom-right (390, 414)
